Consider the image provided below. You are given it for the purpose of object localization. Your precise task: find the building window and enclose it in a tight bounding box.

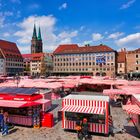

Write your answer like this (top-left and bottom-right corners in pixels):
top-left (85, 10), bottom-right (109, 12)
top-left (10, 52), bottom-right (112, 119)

top-left (107, 56), bottom-right (110, 60)
top-left (111, 68), bottom-right (114, 71)
top-left (93, 62), bottom-right (95, 65)
top-left (136, 61), bottom-right (138, 64)
top-left (136, 54), bottom-right (138, 58)
top-left (120, 63), bottom-right (122, 67)
top-left (136, 67), bottom-right (139, 70)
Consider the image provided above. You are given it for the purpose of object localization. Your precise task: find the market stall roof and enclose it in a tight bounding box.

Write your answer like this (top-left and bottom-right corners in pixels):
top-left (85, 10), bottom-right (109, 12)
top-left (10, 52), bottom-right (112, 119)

top-left (0, 87), bottom-right (39, 95)
top-left (64, 95), bottom-right (109, 102)
top-left (61, 105), bottom-right (104, 114)
top-left (0, 100), bottom-right (40, 108)
top-left (123, 104), bottom-right (140, 115)
top-left (35, 99), bottom-right (50, 104)
top-left (133, 94), bottom-right (140, 102)
top-left (103, 89), bottom-right (128, 95)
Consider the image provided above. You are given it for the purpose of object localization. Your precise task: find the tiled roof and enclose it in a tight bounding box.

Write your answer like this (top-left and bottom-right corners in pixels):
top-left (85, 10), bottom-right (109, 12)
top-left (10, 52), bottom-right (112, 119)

top-left (117, 52), bottom-right (126, 63)
top-left (22, 53), bottom-right (44, 61)
top-left (53, 44), bottom-right (115, 54)
top-left (127, 48), bottom-right (140, 54)
top-left (0, 39), bottom-right (22, 58)
top-left (22, 54), bottom-right (32, 59)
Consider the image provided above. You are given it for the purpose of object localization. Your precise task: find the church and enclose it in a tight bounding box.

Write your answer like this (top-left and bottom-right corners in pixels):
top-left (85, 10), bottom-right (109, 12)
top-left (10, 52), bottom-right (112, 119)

top-left (31, 24), bottom-right (43, 54)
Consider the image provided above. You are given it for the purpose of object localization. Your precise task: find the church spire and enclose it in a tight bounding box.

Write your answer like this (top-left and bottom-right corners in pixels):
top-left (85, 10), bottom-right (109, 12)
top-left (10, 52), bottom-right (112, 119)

top-left (38, 26), bottom-right (42, 40)
top-left (32, 24), bottom-right (37, 38)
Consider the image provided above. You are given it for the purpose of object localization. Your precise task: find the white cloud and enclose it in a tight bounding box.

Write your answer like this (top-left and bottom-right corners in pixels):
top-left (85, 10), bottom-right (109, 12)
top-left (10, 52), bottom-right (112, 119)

top-left (14, 15), bottom-right (78, 53)
top-left (120, 0), bottom-right (136, 10)
top-left (116, 33), bottom-right (140, 48)
top-left (0, 11), bottom-right (14, 27)
top-left (83, 40), bottom-right (93, 45)
top-left (3, 32), bottom-right (10, 37)
top-left (59, 3), bottom-right (67, 10)
top-left (108, 32), bottom-right (124, 39)
top-left (58, 31), bottom-right (78, 39)
top-left (4, 11), bottom-right (13, 16)
top-left (92, 33), bottom-right (104, 41)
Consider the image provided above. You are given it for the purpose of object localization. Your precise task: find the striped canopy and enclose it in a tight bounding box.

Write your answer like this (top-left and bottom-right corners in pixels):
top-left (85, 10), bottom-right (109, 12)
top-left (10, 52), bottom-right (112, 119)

top-left (61, 105), bottom-right (105, 115)
top-left (123, 104), bottom-right (140, 115)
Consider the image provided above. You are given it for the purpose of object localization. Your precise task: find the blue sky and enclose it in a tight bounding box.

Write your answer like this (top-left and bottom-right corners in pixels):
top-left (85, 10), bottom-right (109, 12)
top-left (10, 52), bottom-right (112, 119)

top-left (0, 0), bottom-right (140, 53)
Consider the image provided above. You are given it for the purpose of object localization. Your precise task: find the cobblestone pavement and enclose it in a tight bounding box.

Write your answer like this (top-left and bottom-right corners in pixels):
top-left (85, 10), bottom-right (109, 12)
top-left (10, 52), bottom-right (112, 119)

top-left (1, 92), bottom-right (140, 140)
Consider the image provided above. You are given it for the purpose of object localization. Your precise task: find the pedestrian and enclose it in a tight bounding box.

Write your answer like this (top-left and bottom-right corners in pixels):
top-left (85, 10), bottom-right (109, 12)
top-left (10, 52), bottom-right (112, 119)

top-left (81, 118), bottom-right (92, 140)
top-left (3, 111), bottom-right (9, 124)
top-left (75, 117), bottom-right (82, 140)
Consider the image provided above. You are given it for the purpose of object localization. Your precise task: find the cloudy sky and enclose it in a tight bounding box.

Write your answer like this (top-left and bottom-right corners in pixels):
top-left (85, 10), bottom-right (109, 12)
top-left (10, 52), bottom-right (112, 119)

top-left (0, 0), bottom-right (140, 53)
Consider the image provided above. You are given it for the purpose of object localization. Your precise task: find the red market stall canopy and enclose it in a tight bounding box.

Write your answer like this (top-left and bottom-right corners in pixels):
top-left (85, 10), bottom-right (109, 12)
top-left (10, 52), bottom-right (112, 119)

top-left (0, 100), bottom-right (40, 108)
top-left (123, 104), bottom-right (140, 115)
top-left (61, 105), bottom-right (104, 114)
top-left (63, 83), bottom-right (76, 89)
top-left (103, 89), bottom-right (128, 95)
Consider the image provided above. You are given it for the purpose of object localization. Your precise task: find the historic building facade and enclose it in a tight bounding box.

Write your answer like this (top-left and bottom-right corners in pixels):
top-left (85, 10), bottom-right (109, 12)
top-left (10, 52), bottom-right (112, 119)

top-left (22, 53), bottom-right (53, 76)
top-left (126, 48), bottom-right (140, 73)
top-left (117, 48), bottom-right (126, 75)
top-left (0, 40), bottom-right (24, 76)
top-left (31, 24), bottom-right (43, 54)
top-left (53, 44), bottom-right (117, 77)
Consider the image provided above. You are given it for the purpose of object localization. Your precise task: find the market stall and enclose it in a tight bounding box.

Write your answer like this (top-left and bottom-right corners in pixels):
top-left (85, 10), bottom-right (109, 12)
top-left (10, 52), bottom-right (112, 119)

top-left (61, 95), bottom-right (111, 135)
top-left (0, 87), bottom-right (51, 127)
top-left (123, 94), bottom-right (140, 134)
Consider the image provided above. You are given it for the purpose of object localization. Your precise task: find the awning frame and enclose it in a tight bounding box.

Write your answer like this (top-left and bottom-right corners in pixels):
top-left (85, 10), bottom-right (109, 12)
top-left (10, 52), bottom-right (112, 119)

top-left (61, 105), bottom-right (105, 115)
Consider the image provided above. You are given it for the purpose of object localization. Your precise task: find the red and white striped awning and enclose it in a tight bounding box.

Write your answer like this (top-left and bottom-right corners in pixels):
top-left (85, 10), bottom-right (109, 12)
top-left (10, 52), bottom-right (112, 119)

top-left (123, 105), bottom-right (140, 115)
top-left (61, 105), bottom-right (105, 115)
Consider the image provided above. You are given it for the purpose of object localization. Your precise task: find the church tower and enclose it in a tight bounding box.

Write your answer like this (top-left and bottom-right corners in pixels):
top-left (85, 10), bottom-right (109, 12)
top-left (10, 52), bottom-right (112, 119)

top-left (37, 26), bottom-right (43, 53)
top-left (31, 24), bottom-right (43, 54)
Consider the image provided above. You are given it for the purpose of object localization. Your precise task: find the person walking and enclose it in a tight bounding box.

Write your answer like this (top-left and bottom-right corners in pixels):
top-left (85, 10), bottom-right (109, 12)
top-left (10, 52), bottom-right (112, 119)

top-left (76, 118), bottom-right (82, 140)
top-left (81, 118), bottom-right (92, 140)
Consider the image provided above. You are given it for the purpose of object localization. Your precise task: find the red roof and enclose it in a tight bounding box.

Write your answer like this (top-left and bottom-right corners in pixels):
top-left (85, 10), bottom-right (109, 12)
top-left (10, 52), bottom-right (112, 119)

top-left (53, 44), bottom-right (115, 54)
top-left (22, 53), bottom-right (44, 61)
top-left (127, 48), bottom-right (140, 54)
top-left (0, 40), bottom-right (22, 58)
top-left (117, 52), bottom-right (126, 63)
top-left (22, 54), bottom-right (31, 59)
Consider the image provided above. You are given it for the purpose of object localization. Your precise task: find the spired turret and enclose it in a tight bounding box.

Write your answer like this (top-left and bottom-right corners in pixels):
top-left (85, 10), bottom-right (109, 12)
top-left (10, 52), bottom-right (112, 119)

top-left (31, 24), bottom-right (43, 54)
top-left (38, 26), bottom-right (42, 41)
top-left (32, 24), bottom-right (37, 39)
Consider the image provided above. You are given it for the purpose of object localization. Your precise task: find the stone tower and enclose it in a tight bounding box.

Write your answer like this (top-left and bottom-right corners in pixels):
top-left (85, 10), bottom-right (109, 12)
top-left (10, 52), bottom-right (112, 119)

top-left (31, 24), bottom-right (43, 54)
